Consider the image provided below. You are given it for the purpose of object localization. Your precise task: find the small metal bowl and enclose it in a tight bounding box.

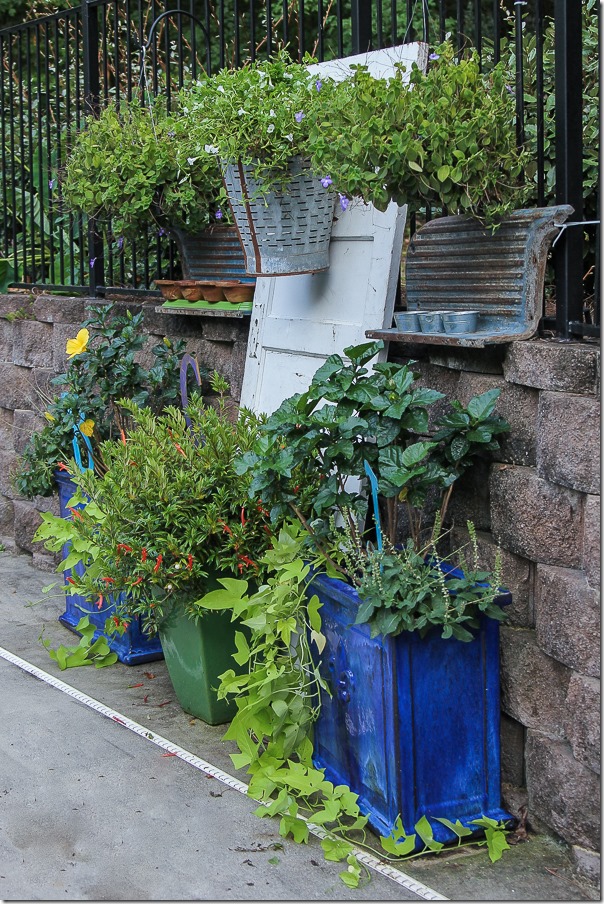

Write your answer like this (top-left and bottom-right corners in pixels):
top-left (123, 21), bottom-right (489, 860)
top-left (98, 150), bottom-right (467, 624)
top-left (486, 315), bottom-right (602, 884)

top-left (417, 311), bottom-right (445, 333)
top-left (394, 311), bottom-right (420, 332)
top-left (441, 311), bottom-right (480, 334)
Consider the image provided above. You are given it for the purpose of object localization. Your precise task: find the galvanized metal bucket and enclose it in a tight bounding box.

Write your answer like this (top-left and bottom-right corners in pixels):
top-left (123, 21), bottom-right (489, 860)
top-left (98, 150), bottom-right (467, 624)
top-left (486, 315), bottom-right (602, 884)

top-left (221, 156), bottom-right (336, 276)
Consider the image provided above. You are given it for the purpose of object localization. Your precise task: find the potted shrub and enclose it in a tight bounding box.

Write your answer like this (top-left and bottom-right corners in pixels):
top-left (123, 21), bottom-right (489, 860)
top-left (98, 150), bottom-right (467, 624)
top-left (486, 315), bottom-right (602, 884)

top-left (15, 303), bottom-right (188, 662)
top-left (184, 51), bottom-right (336, 276)
top-left (306, 40), bottom-right (530, 223)
top-left (35, 376), bottom-right (274, 724)
top-left (62, 97), bottom-right (247, 281)
top-left (236, 339), bottom-right (513, 843)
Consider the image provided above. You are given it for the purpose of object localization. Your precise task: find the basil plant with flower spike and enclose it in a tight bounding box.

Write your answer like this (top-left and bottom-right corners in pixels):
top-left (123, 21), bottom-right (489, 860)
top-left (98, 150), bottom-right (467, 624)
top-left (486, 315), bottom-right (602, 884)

top-left (14, 304), bottom-right (188, 499)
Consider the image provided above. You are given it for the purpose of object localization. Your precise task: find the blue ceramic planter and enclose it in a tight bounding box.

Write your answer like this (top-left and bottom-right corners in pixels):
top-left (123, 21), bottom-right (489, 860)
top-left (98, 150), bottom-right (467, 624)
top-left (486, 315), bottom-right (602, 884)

top-left (55, 470), bottom-right (163, 666)
top-left (310, 570), bottom-right (511, 845)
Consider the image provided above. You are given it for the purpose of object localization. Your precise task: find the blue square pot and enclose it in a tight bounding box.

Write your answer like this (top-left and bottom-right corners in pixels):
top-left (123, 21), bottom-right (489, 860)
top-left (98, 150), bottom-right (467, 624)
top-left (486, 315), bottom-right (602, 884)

top-left (309, 570), bottom-right (511, 845)
top-left (55, 470), bottom-right (163, 666)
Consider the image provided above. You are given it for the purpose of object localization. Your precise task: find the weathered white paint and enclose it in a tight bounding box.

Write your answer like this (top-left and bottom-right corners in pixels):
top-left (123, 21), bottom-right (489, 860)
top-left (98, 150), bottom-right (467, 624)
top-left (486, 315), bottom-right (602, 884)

top-left (240, 43), bottom-right (428, 416)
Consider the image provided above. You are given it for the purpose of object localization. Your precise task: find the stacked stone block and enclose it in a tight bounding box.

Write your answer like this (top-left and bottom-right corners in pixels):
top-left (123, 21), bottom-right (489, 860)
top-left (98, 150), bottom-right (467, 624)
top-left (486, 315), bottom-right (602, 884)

top-left (0, 293), bottom-right (249, 565)
top-left (408, 339), bottom-right (601, 888)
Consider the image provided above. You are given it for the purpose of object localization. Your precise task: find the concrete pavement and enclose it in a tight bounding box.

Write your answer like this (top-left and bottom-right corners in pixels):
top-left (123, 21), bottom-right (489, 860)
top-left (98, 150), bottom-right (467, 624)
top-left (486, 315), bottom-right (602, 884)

top-left (0, 551), bottom-right (597, 902)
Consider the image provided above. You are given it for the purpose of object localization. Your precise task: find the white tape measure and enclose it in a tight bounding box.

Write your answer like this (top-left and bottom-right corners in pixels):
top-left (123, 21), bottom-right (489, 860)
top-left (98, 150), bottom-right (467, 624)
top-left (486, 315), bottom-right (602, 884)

top-left (0, 644), bottom-right (448, 901)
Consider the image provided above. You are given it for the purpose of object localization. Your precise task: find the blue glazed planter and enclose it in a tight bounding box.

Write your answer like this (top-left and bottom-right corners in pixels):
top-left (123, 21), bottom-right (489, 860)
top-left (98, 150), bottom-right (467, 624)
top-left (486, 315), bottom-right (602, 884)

top-left (310, 570), bottom-right (511, 845)
top-left (55, 470), bottom-right (163, 666)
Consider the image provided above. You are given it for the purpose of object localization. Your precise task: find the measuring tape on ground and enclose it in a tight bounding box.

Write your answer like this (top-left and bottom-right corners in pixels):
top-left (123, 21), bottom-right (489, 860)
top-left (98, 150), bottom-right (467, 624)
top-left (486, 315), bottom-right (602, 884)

top-left (0, 644), bottom-right (448, 901)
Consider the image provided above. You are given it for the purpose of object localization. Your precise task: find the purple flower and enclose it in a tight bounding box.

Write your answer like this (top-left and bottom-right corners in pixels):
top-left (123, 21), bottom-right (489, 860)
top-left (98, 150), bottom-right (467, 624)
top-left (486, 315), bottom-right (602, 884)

top-left (505, 84), bottom-right (514, 94)
top-left (315, 80), bottom-right (322, 92)
top-left (48, 178), bottom-right (55, 191)
top-left (89, 257), bottom-right (96, 269)
top-left (338, 194), bottom-right (349, 212)
top-left (117, 236), bottom-right (124, 250)
top-left (158, 227), bottom-right (167, 237)
top-left (294, 111), bottom-right (305, 123)
top-left (215, 209), bottom-right (223, 220)
top-left (429, 52), bottom-right (440, 61)
top-left (320, 176), bottom-right (332, 188)
top-left (168, 130), bottom-right (176, 138)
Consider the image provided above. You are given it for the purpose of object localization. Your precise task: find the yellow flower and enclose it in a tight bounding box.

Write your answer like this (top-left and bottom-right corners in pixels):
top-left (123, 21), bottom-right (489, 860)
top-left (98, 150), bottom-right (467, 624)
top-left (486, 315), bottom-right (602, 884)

top-left (44, 412), bottom-right (55, 423)
top-left (79, 419), bottom-right (95, 437)
top-left (66, 328), bottom-right (89, 359)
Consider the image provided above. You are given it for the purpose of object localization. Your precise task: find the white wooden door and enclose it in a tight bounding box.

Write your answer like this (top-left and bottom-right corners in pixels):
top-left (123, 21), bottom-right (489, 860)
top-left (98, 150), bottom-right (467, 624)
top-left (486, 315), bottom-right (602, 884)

top-left (240, 43), bottom-right (428, 416)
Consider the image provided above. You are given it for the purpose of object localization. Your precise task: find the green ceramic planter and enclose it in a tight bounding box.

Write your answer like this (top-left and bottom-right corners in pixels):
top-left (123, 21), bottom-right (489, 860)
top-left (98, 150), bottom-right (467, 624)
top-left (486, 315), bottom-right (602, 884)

top-left (158, 604), bottom-right (238, 725)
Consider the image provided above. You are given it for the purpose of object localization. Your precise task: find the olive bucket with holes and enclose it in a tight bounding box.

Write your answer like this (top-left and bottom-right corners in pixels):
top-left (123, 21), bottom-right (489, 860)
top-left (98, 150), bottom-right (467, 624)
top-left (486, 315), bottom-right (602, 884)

top-left (221, 156), bottom-right (336, 276)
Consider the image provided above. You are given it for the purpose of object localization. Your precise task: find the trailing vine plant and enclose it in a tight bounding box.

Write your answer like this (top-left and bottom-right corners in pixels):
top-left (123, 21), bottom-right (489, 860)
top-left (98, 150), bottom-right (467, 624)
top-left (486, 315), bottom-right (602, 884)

top-left (195, 522), bottom-right (511, 887)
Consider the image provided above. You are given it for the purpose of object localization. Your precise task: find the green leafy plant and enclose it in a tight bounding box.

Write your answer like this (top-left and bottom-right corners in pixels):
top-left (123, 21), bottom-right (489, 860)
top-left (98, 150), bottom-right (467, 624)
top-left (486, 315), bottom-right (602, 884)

top-left (194, 523), bottom-right (511, 887)
top-left (63, 97), bottom-right (230, 239)
top-left (34, 376), bottom-right (274, 631)
top-left (307, 40), bottom-right (529, 223)
top-left (40, 615), bottom-right (118, 670)
top-left (14, 303), bottom-right (189, 498)
top-left (237, 339), bottom-right (510, 638)
top-left (184, 50), bottom-right (320, 195)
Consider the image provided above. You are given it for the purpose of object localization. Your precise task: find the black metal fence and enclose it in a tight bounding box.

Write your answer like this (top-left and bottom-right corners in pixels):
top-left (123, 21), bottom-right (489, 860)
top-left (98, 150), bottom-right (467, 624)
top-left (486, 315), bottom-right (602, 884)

top-left (0, 0), bottom-right (599, 338)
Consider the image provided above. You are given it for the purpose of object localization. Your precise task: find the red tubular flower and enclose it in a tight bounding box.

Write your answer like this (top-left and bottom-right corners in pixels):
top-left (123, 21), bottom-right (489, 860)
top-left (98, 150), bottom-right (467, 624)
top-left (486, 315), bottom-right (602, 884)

top-left (102, 576), bottom-right (115, 584)
top-left (57, 461), bottom-right (69, 472)
top-left (173, 442), bottom-right (186, 457)
top-left (141, 548), bottom-right (147, 563)
top-left (240, 507), bottom-right (246, 527)
top-left (218, 520), bottom-right (232, 536)
top-left (153, 554), bottom-right (163, 573)
top-left (66, 577), bottom-right (76, 585)
top-left (120, 428), bottom-right (127, 445)
top-left (186, 554), bottom-right (193, 571)
top-left (96, 594), bottom-right (104, 610)
top-left (130, 576), bottom-right (143, 586)
top-left (67, 506), bottom-right (82, 520)
top-left (117, 544), bottom-right (133, 554)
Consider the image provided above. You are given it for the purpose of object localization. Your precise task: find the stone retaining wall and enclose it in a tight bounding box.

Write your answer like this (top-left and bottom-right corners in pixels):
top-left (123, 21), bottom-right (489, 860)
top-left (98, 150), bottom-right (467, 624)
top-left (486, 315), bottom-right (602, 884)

top-left (0, 293), bottom-right (600, 886)
top-left (0, 293), bottom-right (248, 568)
top-left (395, 338), bottom-right (600, 887)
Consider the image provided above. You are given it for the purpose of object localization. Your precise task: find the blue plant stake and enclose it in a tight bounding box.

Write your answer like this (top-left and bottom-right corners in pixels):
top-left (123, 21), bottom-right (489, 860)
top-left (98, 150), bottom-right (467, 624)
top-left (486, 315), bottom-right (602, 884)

top-left (364, 459), bottom-right (383, 552)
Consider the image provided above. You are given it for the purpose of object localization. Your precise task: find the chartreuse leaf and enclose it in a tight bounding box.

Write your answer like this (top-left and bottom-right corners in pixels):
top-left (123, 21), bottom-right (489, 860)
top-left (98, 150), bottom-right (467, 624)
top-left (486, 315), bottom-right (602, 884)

top-left (306, 593), bottom-right (323, 632)
top-left (433, 816), bottom-right (474, 838)
top-left (339, 853), bottom-right (362, 888)
top-left (484, 828), bottom-right (510, 863)
top-left (232, 630), bottom-right (250, 666)
top-left (321, 837), bottom-right (354, 862)
top-left (279, 813), bottom-right (309, 843)
top-left (415, 815), bottom-right (444, 852)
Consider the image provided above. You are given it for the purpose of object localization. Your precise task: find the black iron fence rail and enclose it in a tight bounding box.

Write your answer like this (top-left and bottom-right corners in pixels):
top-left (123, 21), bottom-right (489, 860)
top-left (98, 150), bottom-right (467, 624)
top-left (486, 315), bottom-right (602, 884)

top-left (0, 0), bottom-right (599, 339)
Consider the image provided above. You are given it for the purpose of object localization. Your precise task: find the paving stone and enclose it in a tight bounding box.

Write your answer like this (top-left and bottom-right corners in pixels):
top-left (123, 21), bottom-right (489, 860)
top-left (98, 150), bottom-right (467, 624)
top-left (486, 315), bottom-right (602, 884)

top-left (0, 319), bottom-right (14, 362)
top-left (427, 345), bottom-right (506, 374)
top-left (526, 731), bottom-right (600, 849)
top-left (0, 363), bottom-right (37, 410)
top-left (500, 712), bottom-right (526, 786)
top-left (0, 407), bottom-right (14, 450)
top-left (537, 392), bottom-right (600, 494)
top-left (13, 321), bottom-right (54, 368)
top-left (564, 674), bottom-right (600, 775)
top-left (12, 498), bottom-right (44, 553)
top-left (500, 626), bottom-right (570, 738)
top-left (583, 495), bottom-right (600, 588)
top-left (452, 527), bottom-right (533, 626)
top-left (32, 294), bottom-right (86, 323)
top-left (455, 372), bottom-right (539, 467)
top-left (0, 448), bottom-right (19, 499)
top-left (535, 565), bottom-right (600, 678)
top-left (490, 465), bottom-right (583, 566)
top-left (504, 339), bottom-right (599, 395)
top-left (13, 408), bottom-right (44, 455)
top-left (0, 496), bottom-right (14, 534)
top-left (571, 845), bottom-right (601, 889)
